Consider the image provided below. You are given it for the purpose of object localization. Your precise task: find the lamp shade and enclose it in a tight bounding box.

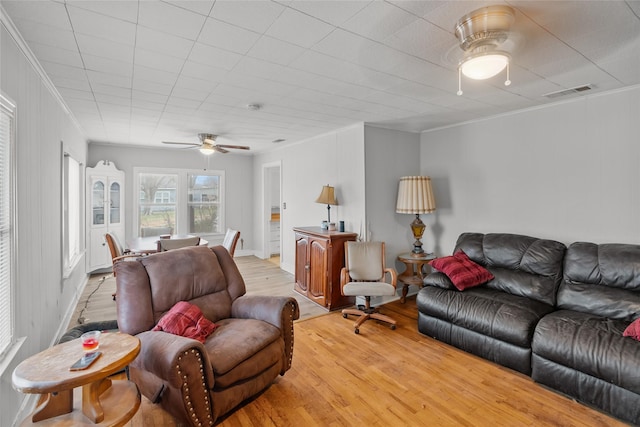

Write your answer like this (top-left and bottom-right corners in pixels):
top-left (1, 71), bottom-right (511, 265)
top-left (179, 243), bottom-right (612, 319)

top-left (396, 176), bottom-right (436, 214)
top-left (315, 185), bottom-right (338, 206)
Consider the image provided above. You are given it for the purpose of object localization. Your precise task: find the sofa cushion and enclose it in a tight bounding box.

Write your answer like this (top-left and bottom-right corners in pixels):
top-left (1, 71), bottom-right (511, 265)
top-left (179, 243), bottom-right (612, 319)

top-left (152, 301), bottom-right (217, 343)
top-left (417, 286), bottom-right (555, 348)
top-left (430, 251), bottom-right (494, 291)
top-left (624, 318), bottom-right (640, 341)
top-left (205, 318), bottom-right (282, 388)
top-left (454, 233), bottom-right (566, 306)
top-left (533, 309), bottom-right (640, 395)
top-left (559, 242), bottom-right (640, 320)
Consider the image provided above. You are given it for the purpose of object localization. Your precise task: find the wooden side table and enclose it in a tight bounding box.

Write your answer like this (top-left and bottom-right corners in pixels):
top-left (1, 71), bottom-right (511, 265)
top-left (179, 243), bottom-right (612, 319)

top-left (12, 332), bottom-right (140, 426)
top-left (397, 252), bottom-right (436, 303)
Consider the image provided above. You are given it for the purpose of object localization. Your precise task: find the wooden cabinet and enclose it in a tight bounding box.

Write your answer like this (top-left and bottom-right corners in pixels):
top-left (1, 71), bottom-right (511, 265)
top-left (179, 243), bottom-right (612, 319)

top-left (86, 160), bottom-right (125, 273)
top-left (294, 227), bottom-right (357, 311)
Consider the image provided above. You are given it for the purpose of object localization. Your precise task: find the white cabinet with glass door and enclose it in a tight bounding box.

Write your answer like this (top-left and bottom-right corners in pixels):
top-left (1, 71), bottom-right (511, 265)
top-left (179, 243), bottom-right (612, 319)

top-left (86, 161), bottom-right (125, 272)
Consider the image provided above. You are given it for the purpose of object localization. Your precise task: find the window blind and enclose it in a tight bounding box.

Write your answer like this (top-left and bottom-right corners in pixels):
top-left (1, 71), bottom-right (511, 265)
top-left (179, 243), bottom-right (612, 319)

top-left (0, 95), bottom-right (15, 357)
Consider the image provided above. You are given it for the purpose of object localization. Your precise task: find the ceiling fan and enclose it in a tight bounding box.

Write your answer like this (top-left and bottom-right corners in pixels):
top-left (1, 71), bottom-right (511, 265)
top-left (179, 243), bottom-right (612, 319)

top-left (162, 133), bottom-right (250, 155)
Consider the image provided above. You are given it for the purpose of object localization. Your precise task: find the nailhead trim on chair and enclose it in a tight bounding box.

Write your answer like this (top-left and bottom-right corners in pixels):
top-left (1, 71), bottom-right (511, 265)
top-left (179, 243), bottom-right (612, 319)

top-left (177, 349), bottom-right (214, 426)
top-left (287, 301), bottom-right (295, 367)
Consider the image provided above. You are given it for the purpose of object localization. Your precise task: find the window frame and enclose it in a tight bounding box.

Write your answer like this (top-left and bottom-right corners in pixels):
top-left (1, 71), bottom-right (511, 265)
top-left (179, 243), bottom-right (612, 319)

top-left (133, 167), bottom-right (225, 238)
top-left (61, 148), bottom-right (84, 279)
top-left (0, 93), bottom-right (16, 361)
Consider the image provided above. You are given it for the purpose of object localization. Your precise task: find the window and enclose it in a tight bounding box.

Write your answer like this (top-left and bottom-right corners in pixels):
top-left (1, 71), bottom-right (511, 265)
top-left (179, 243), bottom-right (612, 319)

top-left (62, 152), bottom-right (83, 277)
top-left (0, 94), bottom-right (15, 358)
top-left (135, 168), bottom-right (224, 237)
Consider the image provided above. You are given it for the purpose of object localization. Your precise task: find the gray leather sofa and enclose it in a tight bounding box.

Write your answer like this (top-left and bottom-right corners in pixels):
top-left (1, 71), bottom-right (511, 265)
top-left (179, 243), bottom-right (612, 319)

top-left (418, 233), bottom-right (640, 425)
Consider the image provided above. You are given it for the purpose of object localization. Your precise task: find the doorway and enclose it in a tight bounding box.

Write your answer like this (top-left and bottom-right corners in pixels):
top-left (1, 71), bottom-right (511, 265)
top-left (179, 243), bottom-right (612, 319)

top-left (262, 162), bottom-right (281, 262)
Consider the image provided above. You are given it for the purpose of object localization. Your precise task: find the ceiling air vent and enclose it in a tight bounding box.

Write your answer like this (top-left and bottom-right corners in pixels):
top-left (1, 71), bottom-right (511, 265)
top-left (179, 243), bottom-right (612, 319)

top-left (542, 84), bottom-right (593, 99)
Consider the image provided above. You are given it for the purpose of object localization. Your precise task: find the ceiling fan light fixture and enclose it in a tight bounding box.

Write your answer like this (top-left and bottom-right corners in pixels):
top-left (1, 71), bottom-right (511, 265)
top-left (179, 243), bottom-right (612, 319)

top-left (460, 52), bottom-right (509, 80)
top-left (199, 146), bottom-right (215, 155)
top-left (454, 5), bottom-right (515, 95)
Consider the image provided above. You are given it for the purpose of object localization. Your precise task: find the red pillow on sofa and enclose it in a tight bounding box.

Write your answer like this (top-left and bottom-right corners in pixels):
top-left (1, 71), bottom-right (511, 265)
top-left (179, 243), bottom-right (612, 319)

top-left (153, 301), bottom-right (217, 343)
top-left (623, 318), bottom-right (640, 341)
top-left (429, 251), bottom-right (494, 291)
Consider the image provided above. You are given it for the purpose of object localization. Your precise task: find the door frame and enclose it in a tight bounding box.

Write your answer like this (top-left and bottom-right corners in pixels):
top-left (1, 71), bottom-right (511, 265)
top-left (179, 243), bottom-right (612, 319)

top-left (262, 161), bottom-right (282, 260)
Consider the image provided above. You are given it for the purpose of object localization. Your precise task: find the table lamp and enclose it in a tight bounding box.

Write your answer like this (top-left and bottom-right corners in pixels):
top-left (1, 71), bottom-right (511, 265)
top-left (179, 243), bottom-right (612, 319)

top-left (315, 185), bottom-right (338, 225)
top-left (396, 176), bottom-right (436, 256)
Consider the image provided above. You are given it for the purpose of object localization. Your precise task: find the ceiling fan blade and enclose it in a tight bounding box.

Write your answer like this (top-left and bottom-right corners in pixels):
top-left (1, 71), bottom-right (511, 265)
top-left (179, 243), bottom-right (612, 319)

top-left (216, 144), bottom-right (250, 150)
top-left (162, 141), bottom-right (200, 146)
top-left (213, 145), bottom-right (229, 154)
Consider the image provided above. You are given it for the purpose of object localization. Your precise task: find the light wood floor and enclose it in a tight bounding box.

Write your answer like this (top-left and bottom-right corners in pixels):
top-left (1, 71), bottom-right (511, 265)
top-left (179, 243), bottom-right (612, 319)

top-left (73, 256), bottom-right (625, 426)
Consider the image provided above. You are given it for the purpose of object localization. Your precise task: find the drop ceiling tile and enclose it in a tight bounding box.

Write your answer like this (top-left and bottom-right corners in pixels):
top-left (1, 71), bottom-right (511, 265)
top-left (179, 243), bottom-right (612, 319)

top-left (164, 0), bottom-right (215, 16)
top-left (93, 92), bottom-right (131, 107)
top-left (209, 0), bottom-right (285, 33)
top-left (38, 60), bottom-right (86, 80)
top-left (65, 0), bottom-right (139, 23)
top-left (132, 79), bottom-right (173, 97)
top-left (135, 27), bottom-right (195, 60)
top-left (50, 75), bottom-right (92, 91)
top-left (138, 1), bottom-right (207, 40)
top-left (75, 33), bottom-right (134, 63)
top-left (58, 87), bottom-right (94, 101)
top-left (174, 74), bottom-right (219, 92)
top-left (133, 64), bottom-right (178, 86)
top-left (170, 86), bottom-right (211, 103)
top-left (27, 41), bottom-right (83, 69)
top-left (180, 60), bottom-right (229, 82)
top-left (384, 18), bottom-right (455, 63)
top-left (131, 98), bottom-right (166, 111)
top-left (132, 89), bottom-right (169, 108)
top-left (247, 36), bottom-right (306, 66)
top-left (288, 0), bottom-right (371, 27)
top-left (135, 48), bottom-right (186, 75)
top-left (82, 54), bottom-right (133, 79)
top-left (91, 83), bottom-right (132, 99)
top-left (265, 7), bottom-right (335, 48)
top-left (10, 19), bottom-right (78, 51)
top-left (86, 69), bottom-right (132, 88)
top-left (1, 0), bottom-right (70, 29)
top-left (198, 18), bottom-right (261, 54)
top-left (67, 5), bottom-right (136, 45)
top-left (188, 43), bottom-right (244, 70)
top-left (341, 1), bottom-right (420, 42)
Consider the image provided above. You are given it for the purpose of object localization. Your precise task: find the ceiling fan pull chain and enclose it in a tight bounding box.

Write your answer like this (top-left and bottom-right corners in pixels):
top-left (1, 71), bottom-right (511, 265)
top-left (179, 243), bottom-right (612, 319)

top-left (457, 68), bottom-right (463, 96)
top-left (505, 62), bottom-right (511, 86)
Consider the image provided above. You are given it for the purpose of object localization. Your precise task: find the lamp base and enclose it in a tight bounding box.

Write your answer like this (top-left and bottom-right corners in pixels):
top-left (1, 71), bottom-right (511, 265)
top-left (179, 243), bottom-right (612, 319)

top-left (409, 214), bottom-right (426, 256)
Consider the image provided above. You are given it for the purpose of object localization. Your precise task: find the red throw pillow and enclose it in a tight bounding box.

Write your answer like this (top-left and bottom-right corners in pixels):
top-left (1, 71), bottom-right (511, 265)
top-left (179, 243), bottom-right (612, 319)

top-left (153, 301), bottom-right (217, 343)
top-left (429, 251), bottom-right (494, 291)
top-left (623, 318), bottom-right (640, 341)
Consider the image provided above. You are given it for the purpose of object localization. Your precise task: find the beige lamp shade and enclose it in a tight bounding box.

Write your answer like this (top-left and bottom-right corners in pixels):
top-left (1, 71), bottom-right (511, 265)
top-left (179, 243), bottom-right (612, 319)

top-left (316, 185), bottom-right (338, 226)
top-left (396, 176), bottom-right (436, 214)
top-left (315, 185), bottom-right (338, 206)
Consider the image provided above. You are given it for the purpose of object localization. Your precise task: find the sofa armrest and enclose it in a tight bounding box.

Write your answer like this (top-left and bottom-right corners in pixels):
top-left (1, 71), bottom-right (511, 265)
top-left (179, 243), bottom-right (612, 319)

top-left (134, 330), bottom-right (215, 390)
top-left (231, 295), bottom-right (300, 373)
top-left (423, 271), bottom-right (456, 290)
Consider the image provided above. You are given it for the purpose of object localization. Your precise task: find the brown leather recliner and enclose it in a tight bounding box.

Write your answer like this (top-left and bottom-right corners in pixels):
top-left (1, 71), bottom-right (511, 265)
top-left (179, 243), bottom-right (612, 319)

top-left (114, 245), bottom-right (299, 426)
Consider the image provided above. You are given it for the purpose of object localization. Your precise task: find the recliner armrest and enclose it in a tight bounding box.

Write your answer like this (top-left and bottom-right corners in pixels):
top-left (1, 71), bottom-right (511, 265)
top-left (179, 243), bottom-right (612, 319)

top-left (231, 295), bottom-right (299, 374)
top-left (423, 271), bottom-right (456, 290)
top-left (133, 330), bottom-right (215, 389)
top-left (231, 295), bottom-right (299, 328)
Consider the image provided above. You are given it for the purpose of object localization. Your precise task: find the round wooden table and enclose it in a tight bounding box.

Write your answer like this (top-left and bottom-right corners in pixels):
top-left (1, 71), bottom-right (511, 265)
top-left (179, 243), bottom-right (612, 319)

top-left (397, 252), bottom-right (437, 303)
top-left (12, 332), bottom-right (140, 426)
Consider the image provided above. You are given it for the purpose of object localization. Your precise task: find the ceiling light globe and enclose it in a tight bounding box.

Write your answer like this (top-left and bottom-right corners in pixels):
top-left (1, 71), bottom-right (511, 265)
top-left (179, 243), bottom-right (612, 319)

top-left (460, 54), bottom-right (509, 80)
top-left (199, 147), bottom-right (215, 155)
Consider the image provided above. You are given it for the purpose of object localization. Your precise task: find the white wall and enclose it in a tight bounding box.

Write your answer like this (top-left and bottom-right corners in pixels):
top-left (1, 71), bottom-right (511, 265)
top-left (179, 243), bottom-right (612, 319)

top-left (421, 85), bottom-right (640, 255)
top-left (88, 145), bottom-right (254, 250)
top-left (364, 126), bottom-right (422, 268)
top-left (1, 22), bottom-right (88, 426)
top-left (253, 124), bottom-right (366, 273)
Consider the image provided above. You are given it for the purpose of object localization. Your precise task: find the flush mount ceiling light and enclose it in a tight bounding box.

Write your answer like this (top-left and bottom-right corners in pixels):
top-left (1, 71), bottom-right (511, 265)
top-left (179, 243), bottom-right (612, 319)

top-left (455, 5), bottom-right (515, 95)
